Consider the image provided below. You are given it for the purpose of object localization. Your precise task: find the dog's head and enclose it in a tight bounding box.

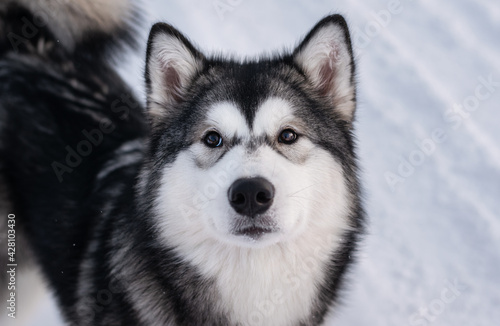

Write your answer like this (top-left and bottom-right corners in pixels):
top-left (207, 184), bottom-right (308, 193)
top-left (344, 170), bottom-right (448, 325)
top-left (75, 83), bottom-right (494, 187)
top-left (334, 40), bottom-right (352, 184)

top-left (141, 15), bottom-right (358, 249)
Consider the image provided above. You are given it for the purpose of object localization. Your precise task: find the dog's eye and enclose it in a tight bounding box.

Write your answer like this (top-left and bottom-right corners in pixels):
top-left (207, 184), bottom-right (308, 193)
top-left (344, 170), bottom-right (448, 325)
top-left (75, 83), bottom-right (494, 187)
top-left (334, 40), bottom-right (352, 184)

top-left (204, 131), bottom-right (223, 148)
top-left (278, 129), bottom-right (298, 144)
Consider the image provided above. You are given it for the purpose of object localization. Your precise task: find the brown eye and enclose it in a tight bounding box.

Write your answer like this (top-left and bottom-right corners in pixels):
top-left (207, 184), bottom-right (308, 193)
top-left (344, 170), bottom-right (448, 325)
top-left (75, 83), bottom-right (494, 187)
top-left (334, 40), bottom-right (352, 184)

top-left (278, 129), bottom-right (298, 144)
top-left (204, 131), bottom-right (223, 148)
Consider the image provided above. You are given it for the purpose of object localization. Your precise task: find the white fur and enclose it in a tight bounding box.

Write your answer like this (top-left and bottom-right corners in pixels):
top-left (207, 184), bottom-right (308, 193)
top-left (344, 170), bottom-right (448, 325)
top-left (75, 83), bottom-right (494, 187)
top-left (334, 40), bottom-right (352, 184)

top-left (206, 101), bottom-right (250, 139)
top-left (4, 0), bottom-right (137, 49)
top-left (148, 32), bottom-right (203, 119)
top-left (252, 97), bottom-right (295, 137)
top-left (294, 23), bottom-right (355, 121)
top-left (154, 98), bottom-right (353, 325)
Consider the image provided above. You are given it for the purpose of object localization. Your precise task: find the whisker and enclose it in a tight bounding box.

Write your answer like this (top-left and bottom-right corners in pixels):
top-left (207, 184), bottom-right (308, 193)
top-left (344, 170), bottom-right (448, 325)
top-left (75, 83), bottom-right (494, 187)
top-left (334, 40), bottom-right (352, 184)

top-left (288, 195), bottom-right (322, 205)
top-left (286, 183), bottom-right (319, 197)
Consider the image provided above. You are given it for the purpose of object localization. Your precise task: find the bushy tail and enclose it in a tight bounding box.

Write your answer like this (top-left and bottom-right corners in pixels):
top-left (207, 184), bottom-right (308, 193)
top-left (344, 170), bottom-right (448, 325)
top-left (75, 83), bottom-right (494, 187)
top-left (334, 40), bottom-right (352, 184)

top-left (0, 1), bottom-right (144, 315)
top-left (0, 0), bottom-right (141, 58)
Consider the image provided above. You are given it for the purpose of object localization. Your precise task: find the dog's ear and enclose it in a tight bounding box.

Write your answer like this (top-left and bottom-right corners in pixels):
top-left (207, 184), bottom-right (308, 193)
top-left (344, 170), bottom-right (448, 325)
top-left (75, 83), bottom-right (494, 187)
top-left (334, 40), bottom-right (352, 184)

top-left (145, 23), bottom-right (205, 120)
top-left (293, 15), bottom-right (356, 122)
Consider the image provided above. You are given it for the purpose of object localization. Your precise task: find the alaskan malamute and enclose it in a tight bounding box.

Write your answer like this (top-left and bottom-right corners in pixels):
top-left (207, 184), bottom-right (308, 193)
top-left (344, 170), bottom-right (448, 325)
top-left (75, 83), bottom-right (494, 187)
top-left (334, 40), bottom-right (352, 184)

top-left (0, 1), bottom-right (364, 325)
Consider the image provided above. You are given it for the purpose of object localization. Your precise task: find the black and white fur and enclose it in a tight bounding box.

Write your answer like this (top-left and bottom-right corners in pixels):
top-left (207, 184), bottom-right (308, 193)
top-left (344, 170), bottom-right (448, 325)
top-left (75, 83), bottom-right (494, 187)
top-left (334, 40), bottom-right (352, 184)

top-left (0, 1), bottom-right (363, 325)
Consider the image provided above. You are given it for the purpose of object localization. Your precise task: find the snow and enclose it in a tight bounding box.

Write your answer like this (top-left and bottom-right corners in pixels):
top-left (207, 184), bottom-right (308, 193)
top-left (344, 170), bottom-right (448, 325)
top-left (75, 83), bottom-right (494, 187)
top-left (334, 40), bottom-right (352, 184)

top-left (13, 0), bottom-right (500, 325)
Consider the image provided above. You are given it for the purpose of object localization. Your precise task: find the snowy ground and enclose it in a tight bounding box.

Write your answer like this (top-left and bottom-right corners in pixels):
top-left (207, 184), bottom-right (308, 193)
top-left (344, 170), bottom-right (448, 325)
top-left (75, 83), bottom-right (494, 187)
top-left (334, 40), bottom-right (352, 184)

top-left (8, 0), bottom-right (500, 325)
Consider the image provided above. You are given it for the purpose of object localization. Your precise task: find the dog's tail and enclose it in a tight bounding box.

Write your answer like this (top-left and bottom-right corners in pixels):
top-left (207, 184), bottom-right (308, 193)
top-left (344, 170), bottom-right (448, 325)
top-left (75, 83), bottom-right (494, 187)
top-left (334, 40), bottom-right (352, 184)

top-left (0, 1), bottom-right (144, 317)
top-left (0, 0), bottom-right (141, 58)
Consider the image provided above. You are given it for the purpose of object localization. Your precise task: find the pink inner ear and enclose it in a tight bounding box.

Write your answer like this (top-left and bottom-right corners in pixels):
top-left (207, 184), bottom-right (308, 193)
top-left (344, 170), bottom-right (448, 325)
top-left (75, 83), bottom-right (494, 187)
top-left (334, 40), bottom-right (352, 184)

top-left (329, 42), bottom-right (342, 63)
top-left (316, 42), bottom-right (340, 96)
top-left (317, 59), bottom-right (335, 96)
top-left (163, 65), bottom-right (183, 103)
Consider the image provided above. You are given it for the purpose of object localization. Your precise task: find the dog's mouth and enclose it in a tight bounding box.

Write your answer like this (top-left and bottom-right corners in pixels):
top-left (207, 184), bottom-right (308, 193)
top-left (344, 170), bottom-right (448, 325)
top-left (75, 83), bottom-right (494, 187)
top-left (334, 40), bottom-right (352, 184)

top-left (231, 213), bottom-right (279, 241)
top-left (235, 226), bottom-right (274, 239)
top-left (232, 216), bottom-right (278, 240)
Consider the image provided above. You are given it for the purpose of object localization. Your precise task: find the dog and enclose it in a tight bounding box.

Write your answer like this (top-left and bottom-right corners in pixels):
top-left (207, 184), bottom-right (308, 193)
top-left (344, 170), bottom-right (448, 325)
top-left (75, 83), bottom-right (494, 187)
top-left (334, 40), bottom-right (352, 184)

top-left (0, 1), bottom-right (364, 325)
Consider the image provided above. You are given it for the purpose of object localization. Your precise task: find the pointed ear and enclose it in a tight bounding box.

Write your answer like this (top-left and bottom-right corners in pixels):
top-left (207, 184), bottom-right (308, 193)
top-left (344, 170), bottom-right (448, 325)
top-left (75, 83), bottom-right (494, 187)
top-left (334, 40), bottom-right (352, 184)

top-left (293, 15), bottom-right (356, 122)
top-left (145, 23), bottom-right (205, 120)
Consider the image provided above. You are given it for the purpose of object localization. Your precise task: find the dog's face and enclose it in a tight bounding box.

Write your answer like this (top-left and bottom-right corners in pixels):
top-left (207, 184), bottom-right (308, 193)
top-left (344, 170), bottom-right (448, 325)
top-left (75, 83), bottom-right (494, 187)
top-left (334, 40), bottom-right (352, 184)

top-left (143, 16), bottom-right (357, 249)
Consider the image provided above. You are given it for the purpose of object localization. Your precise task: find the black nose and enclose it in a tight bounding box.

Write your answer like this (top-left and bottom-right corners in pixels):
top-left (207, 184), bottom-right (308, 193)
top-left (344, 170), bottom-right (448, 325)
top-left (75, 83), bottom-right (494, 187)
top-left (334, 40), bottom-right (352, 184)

top-left (228, 177), bottom-right (275, 217)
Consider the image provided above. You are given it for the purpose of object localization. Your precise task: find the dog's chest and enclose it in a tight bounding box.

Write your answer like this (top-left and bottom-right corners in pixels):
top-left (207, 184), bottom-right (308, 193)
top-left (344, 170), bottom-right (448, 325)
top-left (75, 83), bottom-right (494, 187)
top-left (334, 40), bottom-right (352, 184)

top-left (193, 241), bottom-right (332, 326)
